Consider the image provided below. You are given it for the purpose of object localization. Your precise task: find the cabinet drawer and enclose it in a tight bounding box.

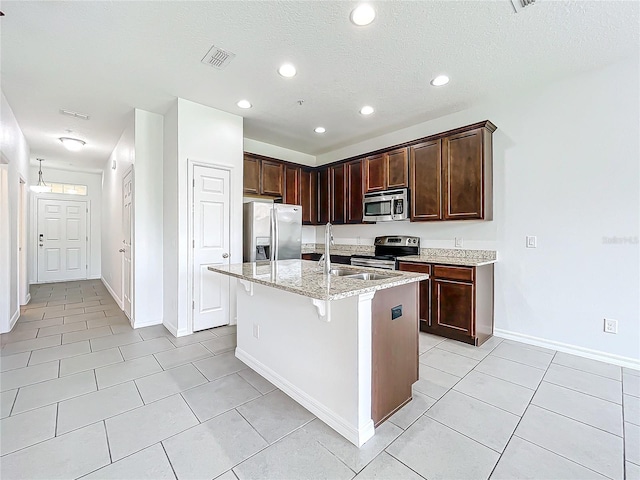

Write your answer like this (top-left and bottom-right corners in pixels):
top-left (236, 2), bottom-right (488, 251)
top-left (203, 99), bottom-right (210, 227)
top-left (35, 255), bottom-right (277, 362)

top-left (398, 262), bottom-right (431, 275)
top-left (433, 265), bottom-right (474, 282)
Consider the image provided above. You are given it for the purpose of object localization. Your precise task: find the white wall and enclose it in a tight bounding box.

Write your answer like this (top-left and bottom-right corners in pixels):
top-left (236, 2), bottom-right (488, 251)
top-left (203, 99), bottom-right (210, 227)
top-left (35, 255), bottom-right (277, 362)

top-left (29, 167), bottom-right (102, 281)
top-left (101, 114), bottom-right (135, 306)
top-left (313, 58), bottom-right (639, 363)
top-left (163, 98), bottom-right (243, 336)
top-left (0, 92), bottom-right (30, 332)
top-left (132, 109), bottom-right (164, 327)
top-left (244, 138), bottom-right (316, 167)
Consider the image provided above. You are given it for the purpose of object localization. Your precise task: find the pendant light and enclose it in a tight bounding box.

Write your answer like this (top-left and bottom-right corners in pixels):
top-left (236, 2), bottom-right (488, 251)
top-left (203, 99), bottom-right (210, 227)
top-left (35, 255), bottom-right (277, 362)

top-left (30, 158), bottom-right (52, 193)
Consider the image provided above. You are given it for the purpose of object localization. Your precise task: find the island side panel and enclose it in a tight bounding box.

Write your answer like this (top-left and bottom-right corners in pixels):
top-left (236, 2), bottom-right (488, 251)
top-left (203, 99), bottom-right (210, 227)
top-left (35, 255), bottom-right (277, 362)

top-left (371, 282), bottom-right (419, 426)
top-left (234, 281), bottom-right (374, 446)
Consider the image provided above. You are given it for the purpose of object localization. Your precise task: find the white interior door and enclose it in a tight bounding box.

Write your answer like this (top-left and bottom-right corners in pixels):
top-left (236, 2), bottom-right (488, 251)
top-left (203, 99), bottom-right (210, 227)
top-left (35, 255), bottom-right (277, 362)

top-left (192, 165), bottom-right (231, 331)
top-left (122, 170), bottom-right (133, 321)
top-left (37, 199), bottom-right (87, 283)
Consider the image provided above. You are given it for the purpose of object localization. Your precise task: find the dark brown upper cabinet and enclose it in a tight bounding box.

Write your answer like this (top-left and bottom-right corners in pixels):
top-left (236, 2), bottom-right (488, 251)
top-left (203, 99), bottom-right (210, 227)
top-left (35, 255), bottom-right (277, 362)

top-left (386, 148), bottom-right (409, 189)
top-left (318, 168), bottom-right (330, 225)
top-left (330, 164), bottom-right (346, 225)
top-left (443, 127), bottom-right (492, 220)
top-left (364, 154), bottom-right (386, 193)
top-left (300, 169), bottom-right (318, 225)
top-left (261, 159), bottom-right (284, 197)
top-left (410, 140), bottom-right (443, 221)
top-left (243, 155), bottom-right (261, 195)
top-left (364, 148), bottom-right (409, 193)
top-left (283, 165), bottom-right (300, 205)
top-left (410, 121), bottom-right (495, 222)
top-left (346, 160), bottom-right (364, 224)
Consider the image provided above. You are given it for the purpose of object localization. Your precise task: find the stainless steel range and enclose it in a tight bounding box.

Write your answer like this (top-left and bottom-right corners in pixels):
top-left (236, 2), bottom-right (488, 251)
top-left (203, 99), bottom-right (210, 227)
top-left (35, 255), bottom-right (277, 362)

top-left (350, 236), bottom-right (420, 270)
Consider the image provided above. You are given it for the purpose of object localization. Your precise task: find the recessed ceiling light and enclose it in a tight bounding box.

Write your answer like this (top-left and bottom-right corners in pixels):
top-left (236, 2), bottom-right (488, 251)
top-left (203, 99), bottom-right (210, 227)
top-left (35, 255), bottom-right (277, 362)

top-left (430, 75), bottom-right (450, 86)
top-left (350, 4), bottom-right (376, 26)
top-left (359, 105), bottom-right (374, 116)
top-left (236, 100), bottom-right (252, 109)
top-left (278, 63), bottom-right (297, 78)
top-left (59, 137), bottom-right (86, 151)
top-left (314, 127), bottom-right (326, 134)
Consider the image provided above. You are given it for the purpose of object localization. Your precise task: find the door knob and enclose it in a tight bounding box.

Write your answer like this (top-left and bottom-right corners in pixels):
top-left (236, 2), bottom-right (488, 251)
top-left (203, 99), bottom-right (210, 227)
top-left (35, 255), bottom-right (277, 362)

top-left (222, 253), bottom-right (229, 258)
top-left (119, 248), bottom-right (125, 253)
top-left (39, 243), bottom-right (43, 247)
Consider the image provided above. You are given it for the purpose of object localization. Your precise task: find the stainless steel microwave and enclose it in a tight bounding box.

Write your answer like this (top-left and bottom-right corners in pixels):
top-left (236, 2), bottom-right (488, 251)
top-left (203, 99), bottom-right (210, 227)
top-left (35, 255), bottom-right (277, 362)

top-left (363, 188), bottom-right (409, 222)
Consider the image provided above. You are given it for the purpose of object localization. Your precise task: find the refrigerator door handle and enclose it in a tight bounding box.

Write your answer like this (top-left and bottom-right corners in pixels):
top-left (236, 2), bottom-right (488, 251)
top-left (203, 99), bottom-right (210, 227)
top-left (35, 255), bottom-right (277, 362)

top-left (270, 207), bottom-right (279, 262)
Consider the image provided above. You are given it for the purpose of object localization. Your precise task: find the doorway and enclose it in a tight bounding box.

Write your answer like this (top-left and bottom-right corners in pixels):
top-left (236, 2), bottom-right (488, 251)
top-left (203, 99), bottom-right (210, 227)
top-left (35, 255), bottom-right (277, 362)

top-left (191, 163), bottom-right (231, 332)
top-left (36, 198), bottom-right (88, 283)
top-left (18, 178), bottom-right (27, 303)
top-left (122, 168), bottom-right (133, 321)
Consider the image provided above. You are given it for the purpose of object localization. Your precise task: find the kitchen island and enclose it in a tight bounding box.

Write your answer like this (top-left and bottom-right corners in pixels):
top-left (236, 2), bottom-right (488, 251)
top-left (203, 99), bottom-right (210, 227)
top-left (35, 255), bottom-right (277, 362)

top-left (208, 260), bottom-right (428, 446)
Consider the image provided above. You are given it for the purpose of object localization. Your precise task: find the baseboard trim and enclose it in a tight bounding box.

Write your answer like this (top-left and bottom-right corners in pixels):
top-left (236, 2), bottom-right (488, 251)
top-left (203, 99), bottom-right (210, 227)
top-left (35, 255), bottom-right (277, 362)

top-left (88, 275), bottom-right (101, 280)
top-left (236, 348), bottom-right (375, 446)
top-left (101, 277), bottom-right (123, 309)
top-left (494, 328), bottom-right (640, 371)
top-left (9, 308), bottom-right (19, 331)
top-left (163, 322), bottom-right (179, 337)
top-left (22, 293), bottom-right (31, 306)
top-left (133, 319), bottom-right (162, 329)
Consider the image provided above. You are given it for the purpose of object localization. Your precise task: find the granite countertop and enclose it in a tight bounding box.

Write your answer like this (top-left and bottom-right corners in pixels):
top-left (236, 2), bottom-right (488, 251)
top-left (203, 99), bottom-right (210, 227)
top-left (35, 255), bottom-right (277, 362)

top-left (208, 259), bottom-right (428, 301)
top-left (398, 255), bottom-right (497, 267)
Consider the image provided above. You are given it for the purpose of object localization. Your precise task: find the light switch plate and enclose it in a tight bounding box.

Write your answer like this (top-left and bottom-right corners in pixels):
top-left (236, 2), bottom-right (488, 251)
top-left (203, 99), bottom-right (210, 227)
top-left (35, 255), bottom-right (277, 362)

top-left (526, 236), bottom-right (537, 248)
top-left (454, 237), bottom-right (463, 248)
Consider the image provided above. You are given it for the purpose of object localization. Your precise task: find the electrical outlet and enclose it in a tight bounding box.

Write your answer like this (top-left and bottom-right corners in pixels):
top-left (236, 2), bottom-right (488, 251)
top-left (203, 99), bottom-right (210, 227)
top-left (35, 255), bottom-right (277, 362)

top-left (604, 318), bottom-right (618, 334)
top-left (454, 237), bottom-right (463, 248)
top-left (526, 236), bottom-right (537, 248)
top-left (253, 323), bottom-right (260, 339)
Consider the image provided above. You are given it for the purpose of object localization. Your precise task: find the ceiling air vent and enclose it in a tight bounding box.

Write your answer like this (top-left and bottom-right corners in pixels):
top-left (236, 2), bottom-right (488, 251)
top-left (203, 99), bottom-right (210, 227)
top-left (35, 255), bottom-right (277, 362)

top-left (511, 0), bottom-right (536, 13)
top-left (201, 45), bottom-right (236, 70)
top-left (60, 109), bottom-right (90, 120)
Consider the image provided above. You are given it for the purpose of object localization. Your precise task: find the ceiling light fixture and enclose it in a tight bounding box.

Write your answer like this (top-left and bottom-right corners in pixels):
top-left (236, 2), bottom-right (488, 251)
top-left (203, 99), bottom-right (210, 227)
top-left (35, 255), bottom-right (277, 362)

top-left (350, 4), bottom-right (376, 26)
top-left (278, 63), bottom-right (297, 78)
top-left (236, 100), bottom-right (252, 109)
top-left (314, 127), bottom-right (326, 134)
top-left (59, 137), bottom-right (86, 151)
top-left (360, 105), bottom-right (375, 115)
top-left (30, 158), bottom-right (52, 193)
top-left (430, 75), bottom-right (450, 86)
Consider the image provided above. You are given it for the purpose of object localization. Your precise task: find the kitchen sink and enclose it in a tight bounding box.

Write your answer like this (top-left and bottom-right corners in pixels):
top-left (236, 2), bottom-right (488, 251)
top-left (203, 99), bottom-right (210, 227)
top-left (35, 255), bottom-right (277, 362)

top-left (345, 272), bottom-right (399, 281)
top-left (329, 269), bottom-right (358, 276)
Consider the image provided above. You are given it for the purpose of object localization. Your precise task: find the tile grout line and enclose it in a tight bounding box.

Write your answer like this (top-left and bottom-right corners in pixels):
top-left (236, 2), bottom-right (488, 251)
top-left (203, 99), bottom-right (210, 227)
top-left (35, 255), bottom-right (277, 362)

top-left (541, 378), bottom-right (622, 406)
top-left (511, 434), bottom-right (618, 480)
top-left (103, 420), bottom-right (113, 464)
top-left (550, 360), bottom-right (623, 381)
top-left (485, 349), bottom-right (558, 479)
top-left (160, 441), bottom-right (179, 479)
top-left (530, 403), bottom-right (624, 438)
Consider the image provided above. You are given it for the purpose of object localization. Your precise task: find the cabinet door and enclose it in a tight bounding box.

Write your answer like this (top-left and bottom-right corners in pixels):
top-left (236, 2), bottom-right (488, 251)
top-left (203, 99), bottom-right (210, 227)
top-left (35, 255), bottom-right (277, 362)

top-left (261, 160), bottom-right (284, 197)
top-left (364, 154), bottom-right (386, 193)
top-left (442, 128), bottom-right (483, 219)
top-left (398, 262), bottom-right (431, 330)
top-left (243, 155), bottom-right (261, 195)
top-left (284, 165), bottom-right (301, 205)
top-left (318, 168), bottom-right (330, 225)
top-left (346, 160), bottom-right (363, 224)
top-left (386, 148), bottom-right (409, 189)
top-left (300, 169), bottom-right (318, 225)
top-left (432, 278), bottom-right (474, 337)
top-left (410, 140), bottom-right (442, 221)
top-left (330, 164), bottom-right (346, 224)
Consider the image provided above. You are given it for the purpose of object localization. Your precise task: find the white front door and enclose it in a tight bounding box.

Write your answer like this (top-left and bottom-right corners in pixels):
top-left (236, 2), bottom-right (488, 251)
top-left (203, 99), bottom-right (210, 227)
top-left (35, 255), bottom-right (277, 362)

top-left (192, 165), bottom-right (231, 331)
top-left (122, 169), bottom-right (133, 321)
top-left (37, 199), bottom-right (87, 283)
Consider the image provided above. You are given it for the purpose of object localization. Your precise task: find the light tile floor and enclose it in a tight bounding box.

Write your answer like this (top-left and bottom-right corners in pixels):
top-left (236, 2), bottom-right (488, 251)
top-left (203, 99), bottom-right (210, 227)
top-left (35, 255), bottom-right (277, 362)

top-left (1, 280), bottom-right (638, 479)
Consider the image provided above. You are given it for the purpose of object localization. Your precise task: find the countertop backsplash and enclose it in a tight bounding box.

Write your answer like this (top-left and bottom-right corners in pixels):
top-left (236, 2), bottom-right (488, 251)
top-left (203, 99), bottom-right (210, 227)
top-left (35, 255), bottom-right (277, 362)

top-left (302, 243), bottom-right (497, 261)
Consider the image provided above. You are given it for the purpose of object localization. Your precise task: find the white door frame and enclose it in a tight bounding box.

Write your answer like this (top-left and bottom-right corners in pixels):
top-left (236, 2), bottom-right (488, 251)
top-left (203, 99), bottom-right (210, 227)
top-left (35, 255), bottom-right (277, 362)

top-left (122, 166), bottom-right (134, 323)
top-left (186, 159), bottom-right (235, 335)
top-left (18, 176), bottom-right (28, 305)
top-left (34, 196), bottom-right (89, 284)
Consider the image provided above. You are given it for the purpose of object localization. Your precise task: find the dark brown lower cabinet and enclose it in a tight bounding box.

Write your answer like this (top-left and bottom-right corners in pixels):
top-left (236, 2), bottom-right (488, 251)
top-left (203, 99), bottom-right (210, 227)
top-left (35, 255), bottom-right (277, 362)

top-left (398, 262), bottom-right (494, 346)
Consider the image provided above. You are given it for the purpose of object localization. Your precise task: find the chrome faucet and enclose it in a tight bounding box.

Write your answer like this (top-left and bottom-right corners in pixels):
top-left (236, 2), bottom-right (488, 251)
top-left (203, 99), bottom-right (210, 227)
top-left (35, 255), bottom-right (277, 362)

top-left (318, 222), bottom-right (334, 274)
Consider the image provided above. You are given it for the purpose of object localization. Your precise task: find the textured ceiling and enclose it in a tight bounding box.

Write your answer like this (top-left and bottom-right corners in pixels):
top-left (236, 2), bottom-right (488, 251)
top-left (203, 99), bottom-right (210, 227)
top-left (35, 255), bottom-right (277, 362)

top-left (1, 1), bottom-right (638, 172)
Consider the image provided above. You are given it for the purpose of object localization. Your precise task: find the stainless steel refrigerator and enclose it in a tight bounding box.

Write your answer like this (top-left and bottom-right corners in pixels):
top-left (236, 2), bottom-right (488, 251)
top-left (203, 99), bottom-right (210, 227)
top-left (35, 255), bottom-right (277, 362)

top-left (243, 202), bottom-right (302, 262)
